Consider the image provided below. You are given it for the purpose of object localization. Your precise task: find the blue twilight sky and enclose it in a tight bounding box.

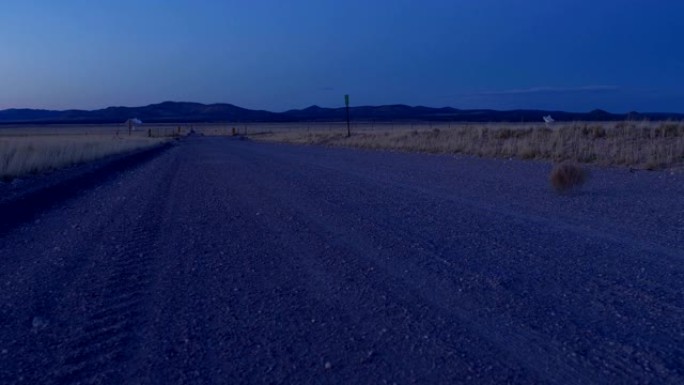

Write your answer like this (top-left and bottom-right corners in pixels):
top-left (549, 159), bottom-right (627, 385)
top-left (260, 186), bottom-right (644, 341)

top-left (1, 0), bottom-right (683, 112)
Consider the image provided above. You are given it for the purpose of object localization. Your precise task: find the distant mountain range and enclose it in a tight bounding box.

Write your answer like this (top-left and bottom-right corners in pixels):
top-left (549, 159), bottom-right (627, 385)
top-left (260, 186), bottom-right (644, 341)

top-left (1, 101), bottom-right (682, 124)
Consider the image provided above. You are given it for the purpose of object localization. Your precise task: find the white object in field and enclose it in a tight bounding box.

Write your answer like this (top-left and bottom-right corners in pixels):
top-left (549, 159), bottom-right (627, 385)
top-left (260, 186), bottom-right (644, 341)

top-left (125, 118), bottom-right (143, 130)
top-left (543, 115), bottom-right (555, 125)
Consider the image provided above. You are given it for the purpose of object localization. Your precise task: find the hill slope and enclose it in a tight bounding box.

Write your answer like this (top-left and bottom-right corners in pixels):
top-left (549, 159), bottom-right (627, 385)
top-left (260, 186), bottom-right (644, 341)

top-left (1, 101), bottom-right (682, 124)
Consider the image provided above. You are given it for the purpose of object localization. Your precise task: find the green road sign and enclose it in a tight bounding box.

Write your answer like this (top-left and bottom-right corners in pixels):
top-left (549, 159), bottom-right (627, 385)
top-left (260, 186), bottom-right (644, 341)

top-left (345, 94), bottom-right (350, 107)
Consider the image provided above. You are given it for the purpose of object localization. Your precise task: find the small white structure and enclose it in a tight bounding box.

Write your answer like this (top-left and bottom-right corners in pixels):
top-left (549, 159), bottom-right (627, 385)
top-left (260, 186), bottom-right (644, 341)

top-left (543, 115), bottom-right (555, 127)
top-left (124, 118), bottom-right (143, 135)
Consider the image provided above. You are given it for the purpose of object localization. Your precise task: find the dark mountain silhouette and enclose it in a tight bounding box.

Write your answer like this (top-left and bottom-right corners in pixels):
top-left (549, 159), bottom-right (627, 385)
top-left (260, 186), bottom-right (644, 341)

top-left (1, 101), bottom-right (682, 124)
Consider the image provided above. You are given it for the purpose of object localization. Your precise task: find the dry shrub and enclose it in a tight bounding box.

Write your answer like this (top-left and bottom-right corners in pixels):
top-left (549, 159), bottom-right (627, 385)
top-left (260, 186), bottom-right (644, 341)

top-left (550, 162), bottom-right (587, 192)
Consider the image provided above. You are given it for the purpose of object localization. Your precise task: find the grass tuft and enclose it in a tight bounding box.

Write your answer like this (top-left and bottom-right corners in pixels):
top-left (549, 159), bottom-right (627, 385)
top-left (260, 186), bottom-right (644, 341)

top-left (550, 162), bottom-right (588, 192)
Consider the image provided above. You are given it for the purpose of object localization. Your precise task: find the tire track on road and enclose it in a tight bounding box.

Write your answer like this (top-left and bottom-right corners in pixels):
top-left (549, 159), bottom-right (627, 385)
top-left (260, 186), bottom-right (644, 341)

top-left (54, 233), bottom-right (156, 384)
top-left (48, 157), bottom-right (178, 384)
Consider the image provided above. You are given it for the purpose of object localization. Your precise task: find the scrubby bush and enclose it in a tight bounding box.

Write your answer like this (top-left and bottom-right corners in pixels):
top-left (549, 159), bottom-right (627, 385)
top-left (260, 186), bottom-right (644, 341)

top-left (550, 162), bottom-right (587, 192)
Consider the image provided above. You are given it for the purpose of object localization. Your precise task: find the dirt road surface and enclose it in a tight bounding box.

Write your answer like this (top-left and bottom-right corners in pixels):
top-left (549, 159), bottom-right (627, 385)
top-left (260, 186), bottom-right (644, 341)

top-left (1, 137), bottom-right (682, 384)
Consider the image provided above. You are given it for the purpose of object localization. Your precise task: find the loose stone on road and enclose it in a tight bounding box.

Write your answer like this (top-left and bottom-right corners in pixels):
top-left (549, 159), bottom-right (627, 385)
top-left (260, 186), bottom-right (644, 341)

top-left (1, 137), bottom-right (682, 384)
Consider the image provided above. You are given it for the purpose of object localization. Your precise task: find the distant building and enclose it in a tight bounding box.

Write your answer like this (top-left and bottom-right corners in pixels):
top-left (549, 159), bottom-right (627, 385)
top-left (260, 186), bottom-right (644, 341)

top-left (124, 118), bottom-right (143, 135)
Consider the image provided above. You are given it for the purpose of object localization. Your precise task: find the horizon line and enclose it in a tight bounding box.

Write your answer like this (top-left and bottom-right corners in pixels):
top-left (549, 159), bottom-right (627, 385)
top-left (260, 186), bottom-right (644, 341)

top-left (2, 100), bottom-right (683, 115)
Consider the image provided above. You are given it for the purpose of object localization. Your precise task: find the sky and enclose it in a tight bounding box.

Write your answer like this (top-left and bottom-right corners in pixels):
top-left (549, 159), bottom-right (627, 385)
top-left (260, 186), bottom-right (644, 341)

top-left (1, 0), bottom-right (683, 112)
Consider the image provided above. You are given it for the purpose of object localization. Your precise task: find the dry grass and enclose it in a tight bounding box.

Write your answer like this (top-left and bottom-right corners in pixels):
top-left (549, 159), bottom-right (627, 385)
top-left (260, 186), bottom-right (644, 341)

top-left (550, 162), bottom-right (588, 192)
top-left (249, 121), bottom-right (684, 169)
top-left (0, 135), bottom-right (168, 180)
top-left (0, 122), bottom-right (269, 180)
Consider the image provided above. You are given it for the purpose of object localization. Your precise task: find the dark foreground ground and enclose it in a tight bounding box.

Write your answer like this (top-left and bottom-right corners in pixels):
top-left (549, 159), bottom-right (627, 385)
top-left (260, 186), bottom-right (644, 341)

top-left (0, 137), bottom-right (682, 384)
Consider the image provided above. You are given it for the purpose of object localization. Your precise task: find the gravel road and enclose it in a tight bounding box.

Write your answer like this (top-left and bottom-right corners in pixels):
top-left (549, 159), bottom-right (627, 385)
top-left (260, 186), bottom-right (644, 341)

top-left (1, 137), bottom-right (682, 384)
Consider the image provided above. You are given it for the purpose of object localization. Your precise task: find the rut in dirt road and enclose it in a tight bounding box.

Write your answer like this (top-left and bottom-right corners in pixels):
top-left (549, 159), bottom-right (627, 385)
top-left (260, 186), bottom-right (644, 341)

top-left (53, 208), bottom-right (163, 383)
top-left (1, 137), bottom-right (682, 384)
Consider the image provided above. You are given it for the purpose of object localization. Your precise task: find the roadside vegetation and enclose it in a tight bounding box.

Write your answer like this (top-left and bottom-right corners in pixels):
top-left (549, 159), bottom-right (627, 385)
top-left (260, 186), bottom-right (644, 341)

top-left (250, 121), bottom-right (684, 169)
top-left (550, 162), bottom-right (588, 192)
top-left (0, 135), bottom-right (168, 180)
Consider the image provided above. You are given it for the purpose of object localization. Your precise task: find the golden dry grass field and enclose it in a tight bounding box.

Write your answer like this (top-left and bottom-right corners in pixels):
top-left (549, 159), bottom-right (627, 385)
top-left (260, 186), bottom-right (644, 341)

top-left (2, 120), bottom-right (682, 180)
top-left (247, 121), bottom-right (684, 169)
top-left (0, 124), bottom-right (176, 180)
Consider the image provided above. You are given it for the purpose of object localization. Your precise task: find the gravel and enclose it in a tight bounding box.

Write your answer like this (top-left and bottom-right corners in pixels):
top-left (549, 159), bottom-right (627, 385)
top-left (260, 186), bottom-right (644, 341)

top-left (0, 136), bottom-right (682, 384)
